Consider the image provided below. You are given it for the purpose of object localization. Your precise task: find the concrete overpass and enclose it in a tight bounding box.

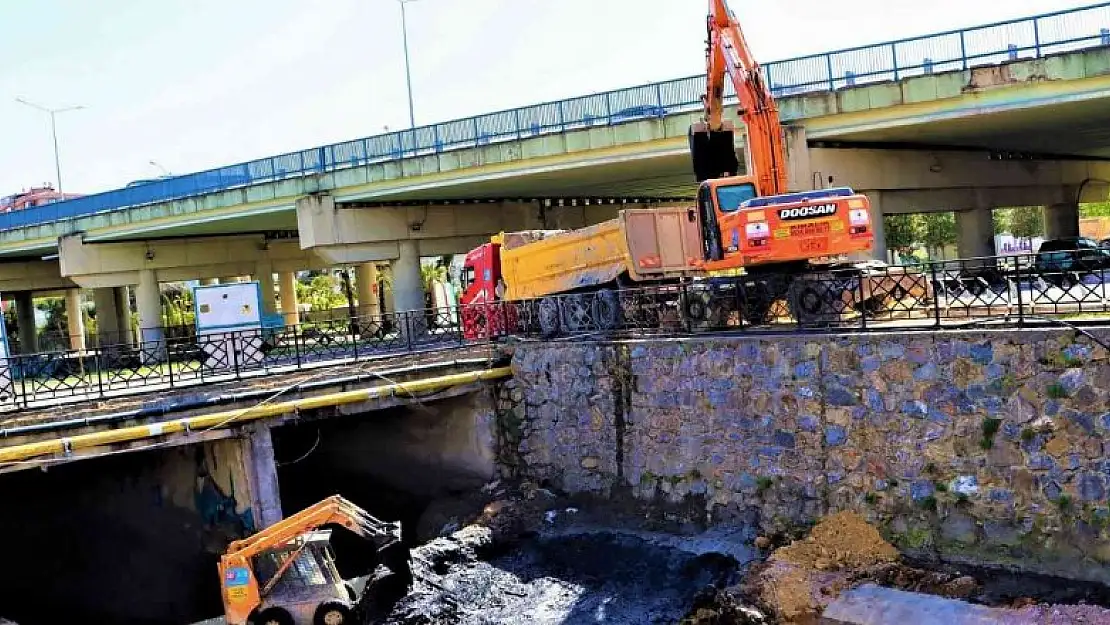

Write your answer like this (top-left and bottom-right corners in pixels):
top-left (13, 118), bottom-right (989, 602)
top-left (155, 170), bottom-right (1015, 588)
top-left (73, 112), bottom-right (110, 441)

top-left (1, 2), bottom-right (1109, 352)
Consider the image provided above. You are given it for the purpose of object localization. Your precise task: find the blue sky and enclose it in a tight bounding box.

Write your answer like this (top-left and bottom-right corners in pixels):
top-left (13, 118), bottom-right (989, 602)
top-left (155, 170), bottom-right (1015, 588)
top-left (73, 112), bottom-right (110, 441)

top-left (0, 0), bottom-right (1096, 195)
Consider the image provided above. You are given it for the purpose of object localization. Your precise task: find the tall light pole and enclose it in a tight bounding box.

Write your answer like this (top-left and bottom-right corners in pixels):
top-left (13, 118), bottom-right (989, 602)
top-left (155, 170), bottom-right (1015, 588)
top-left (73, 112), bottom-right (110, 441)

top-left (397, 0), bottom-right (418, 128)
top-left (149, 160), bottom-right (171, 176)
top-left (15, 97), bottom-right (85, 195)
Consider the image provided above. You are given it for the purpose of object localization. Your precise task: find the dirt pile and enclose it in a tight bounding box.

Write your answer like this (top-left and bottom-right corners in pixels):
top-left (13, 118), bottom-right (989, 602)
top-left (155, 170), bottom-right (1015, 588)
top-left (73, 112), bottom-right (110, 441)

top-left (768, 511), bottom-right (898, 572)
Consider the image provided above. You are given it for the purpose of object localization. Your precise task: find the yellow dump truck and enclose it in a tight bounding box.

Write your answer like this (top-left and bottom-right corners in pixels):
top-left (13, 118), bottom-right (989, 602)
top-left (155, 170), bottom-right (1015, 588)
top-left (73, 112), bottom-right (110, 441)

top-left (459, 206), bottom-right (707, 337)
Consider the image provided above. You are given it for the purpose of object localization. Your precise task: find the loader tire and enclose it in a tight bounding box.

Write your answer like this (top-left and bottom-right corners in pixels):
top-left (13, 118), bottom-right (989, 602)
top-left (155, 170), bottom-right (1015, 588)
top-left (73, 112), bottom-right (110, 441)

top-left (314, 601), bottom-right (354, 625)
top-left (255, 607), bottom-right (295, 625)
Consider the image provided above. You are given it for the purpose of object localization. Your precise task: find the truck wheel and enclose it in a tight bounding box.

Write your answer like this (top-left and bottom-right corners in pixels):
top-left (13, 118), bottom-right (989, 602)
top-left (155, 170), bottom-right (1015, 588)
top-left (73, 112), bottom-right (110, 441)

top-left (561, 294), bottom-right (592, 332)
top-left (538, 298), bottom-right (561, 337)
top-left (314, 601), bottom-right (353, 625)
top-left (255, 607), bottom-right (295, 625)
top-left (593, 290), bottom-right (622, 330)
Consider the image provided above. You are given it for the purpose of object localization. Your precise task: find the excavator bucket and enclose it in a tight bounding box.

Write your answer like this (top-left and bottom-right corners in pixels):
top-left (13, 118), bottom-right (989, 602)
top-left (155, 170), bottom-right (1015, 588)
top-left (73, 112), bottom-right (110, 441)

top-left (689, 126), bottom-right (740, 183)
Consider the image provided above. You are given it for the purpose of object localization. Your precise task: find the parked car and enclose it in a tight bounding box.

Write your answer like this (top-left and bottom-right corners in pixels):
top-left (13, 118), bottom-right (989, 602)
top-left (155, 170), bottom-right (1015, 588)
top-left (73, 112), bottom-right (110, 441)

top-left (1034, 237), bottom-right (1110, 286)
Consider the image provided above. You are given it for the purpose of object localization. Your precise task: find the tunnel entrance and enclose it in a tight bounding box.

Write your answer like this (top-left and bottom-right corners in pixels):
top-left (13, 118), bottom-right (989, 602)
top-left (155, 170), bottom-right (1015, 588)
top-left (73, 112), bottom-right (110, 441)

top-left (272, 389), bottom-right (496, 578)
top-left (0, 441), bottom-right (252, 625)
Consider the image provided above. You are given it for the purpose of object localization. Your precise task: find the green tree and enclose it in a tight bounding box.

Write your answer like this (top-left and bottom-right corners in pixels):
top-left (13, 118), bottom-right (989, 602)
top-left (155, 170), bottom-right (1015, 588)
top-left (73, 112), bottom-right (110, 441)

top-left (161, 283), bottom-right (195, 327)
top-left (297, 274), bottom-right (347, 312)
top-left (884, 214), bottom-right (921, 261)
top-left (1081, 202), bottom-right (1110, 218)
top-left (996, 207), bottom-right (1044, 243)
top-left (917, 212), bottom-right (957, 259)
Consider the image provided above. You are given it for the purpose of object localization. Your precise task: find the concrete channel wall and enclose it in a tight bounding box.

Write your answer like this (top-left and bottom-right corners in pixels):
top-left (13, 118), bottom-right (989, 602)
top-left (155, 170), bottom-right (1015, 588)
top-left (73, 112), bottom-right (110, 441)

top-left (508, 329), bottom-right (1110, 583)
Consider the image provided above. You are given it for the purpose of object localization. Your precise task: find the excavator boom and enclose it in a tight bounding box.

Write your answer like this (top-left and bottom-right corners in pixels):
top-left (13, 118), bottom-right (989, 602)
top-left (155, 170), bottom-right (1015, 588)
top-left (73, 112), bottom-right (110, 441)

top-left (691, 0), bottom-right (787, 196)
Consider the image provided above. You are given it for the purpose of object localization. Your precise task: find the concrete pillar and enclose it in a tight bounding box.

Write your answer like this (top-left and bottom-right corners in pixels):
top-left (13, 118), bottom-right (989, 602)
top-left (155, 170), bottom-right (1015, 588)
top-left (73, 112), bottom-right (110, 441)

top-left (65, 289), bottom-right (86, 351)
top-left (356, 263), bottom-right (381, 319)
top-left (116, 286), bottom-right (135, 345)
top-left (278, 271), bottom-right (298, 326)
top-left (392, 240), bottom-right (424, 313)
top-left (256, 262), bottom-right (277, 316)
top-left (13, 291), bottom-right (37, 354)
top-left (866, 192), bottom-right (888, 263)
top-left (955, 208), bottom-right (997, 259)
top-left (135, 269), bottom-right (164, 345)
top-left (245, 425), bottom-right (282, 528)
top-left (95, 286), bottom-right (134, 346)
top-left (1045, 203), bottom-right (1079, 239)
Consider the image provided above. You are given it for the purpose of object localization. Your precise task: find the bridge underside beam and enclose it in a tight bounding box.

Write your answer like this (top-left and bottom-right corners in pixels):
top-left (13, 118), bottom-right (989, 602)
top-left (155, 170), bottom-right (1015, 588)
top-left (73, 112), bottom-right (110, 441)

top-left (58, 233), bottom-right (330, 289)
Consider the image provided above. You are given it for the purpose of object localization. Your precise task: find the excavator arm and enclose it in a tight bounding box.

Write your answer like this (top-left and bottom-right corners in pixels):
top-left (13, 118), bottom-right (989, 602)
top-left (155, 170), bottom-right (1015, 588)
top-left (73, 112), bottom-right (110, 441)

top-left (691, 0), bottom-right (788, 196)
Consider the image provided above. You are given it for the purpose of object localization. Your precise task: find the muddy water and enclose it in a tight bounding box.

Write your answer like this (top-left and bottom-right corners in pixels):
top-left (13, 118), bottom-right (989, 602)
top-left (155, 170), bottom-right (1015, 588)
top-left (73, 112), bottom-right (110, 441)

top-left (385, 523), bottom-right (757, 625)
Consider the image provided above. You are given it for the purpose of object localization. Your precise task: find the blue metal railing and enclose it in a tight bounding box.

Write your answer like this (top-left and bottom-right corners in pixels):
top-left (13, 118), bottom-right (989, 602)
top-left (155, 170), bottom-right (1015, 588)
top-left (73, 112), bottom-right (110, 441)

top-left (5, 2), bottom-right (1109, 233)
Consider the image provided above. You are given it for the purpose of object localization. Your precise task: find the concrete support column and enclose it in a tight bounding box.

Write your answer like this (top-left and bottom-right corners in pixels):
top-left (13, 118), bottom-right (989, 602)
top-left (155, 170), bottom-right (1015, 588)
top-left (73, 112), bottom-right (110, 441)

top-left (356, 263), bottom-right (381, 319)
top-left (866, 192), bottom-right (888, 263)
top-left (65, 289), bottom-right (86, 351)
top-left (245, 425), bottom-right (283, 528)
top-left (392, 240), bottom-right (424, 313)
top-left (95, 286), bottom-right (134, 346)
top-left (1045, 203), bottom-right (1079, 239)
top-left (955, 208), bottom-right (997, 259)
top-left (256, 262), bottom-right (277, 316)
top-left (13, 291), bottom-right (37, 354)
top-left (116, 286), bottom-right (135, 345)
top-left (135, 269), bottom-right (164, 345)
top-left (278, 272), bottom-right (299, 326)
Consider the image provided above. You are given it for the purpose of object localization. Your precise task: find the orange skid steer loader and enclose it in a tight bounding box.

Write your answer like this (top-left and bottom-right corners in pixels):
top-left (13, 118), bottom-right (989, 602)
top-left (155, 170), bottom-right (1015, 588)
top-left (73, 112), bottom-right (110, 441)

top-left (219, 495), bottom-right (412, 625)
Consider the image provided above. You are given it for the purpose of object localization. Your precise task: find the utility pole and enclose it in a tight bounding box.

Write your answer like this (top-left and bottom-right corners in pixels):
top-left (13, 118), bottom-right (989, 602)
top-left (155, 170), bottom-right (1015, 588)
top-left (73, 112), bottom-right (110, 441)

top-left (15, 97), bottom-right (85, 194)
top-left (398, 0), bottom-right (418, 128)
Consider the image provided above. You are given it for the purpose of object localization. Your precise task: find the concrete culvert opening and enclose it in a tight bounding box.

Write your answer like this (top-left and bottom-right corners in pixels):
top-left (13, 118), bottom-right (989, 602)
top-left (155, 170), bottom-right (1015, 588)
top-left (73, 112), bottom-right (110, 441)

top-left (0, 444), bottom-right (249, 625)
top-left (272, 389), bottom-right (497, 577)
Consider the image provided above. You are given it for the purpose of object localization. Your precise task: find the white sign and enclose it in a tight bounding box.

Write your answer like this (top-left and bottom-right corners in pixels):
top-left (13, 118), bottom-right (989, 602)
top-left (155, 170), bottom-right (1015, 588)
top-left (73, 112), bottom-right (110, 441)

top-left (195, 282), bottom-right (263, 333)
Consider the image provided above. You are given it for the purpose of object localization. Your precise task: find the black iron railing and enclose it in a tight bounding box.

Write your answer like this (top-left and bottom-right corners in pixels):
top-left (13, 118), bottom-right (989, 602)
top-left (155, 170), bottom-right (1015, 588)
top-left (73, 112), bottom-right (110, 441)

top-left (3, 252), bottom-right (1110, 412)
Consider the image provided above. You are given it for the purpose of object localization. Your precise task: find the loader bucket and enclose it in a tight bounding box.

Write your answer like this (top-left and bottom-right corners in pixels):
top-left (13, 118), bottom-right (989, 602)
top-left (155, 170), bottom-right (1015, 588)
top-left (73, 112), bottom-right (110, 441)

top-left (689, 127), bottom-right (740, 183)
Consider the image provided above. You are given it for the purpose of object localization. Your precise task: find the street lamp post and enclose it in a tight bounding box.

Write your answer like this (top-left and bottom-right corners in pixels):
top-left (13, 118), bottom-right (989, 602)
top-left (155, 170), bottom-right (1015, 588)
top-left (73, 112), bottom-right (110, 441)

top-left (15, 97), bottom-right (85, 195)
top-left (398, 0), bottom-right (418, 129)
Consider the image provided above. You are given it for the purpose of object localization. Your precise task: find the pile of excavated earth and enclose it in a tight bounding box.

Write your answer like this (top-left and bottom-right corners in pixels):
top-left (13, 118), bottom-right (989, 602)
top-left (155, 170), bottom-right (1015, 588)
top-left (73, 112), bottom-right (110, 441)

top-left (372, 485), bottom-right (1110, 625)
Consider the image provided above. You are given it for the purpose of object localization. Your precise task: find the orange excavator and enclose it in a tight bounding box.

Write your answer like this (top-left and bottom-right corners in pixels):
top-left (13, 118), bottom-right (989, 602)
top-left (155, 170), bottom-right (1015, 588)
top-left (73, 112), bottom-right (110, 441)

top-left (218, 495), bottom-right (411, 625)
top-left (687, 0), bottom-right (873, 275)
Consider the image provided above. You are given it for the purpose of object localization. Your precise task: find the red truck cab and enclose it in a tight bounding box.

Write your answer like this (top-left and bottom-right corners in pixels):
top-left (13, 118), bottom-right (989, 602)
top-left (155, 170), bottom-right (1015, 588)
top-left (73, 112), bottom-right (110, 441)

top-left (460, 242), bottom-right (515, 339)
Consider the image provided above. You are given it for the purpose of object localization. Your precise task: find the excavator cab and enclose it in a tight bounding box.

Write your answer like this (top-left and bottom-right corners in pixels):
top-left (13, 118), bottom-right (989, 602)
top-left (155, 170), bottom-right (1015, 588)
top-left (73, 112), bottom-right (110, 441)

top-left (695, 175), bottom-right (873, 271)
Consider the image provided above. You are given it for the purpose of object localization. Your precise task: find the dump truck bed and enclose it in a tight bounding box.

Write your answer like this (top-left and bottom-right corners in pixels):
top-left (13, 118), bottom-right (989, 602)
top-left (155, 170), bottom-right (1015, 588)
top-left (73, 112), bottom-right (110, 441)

top-left (500, 206), bottom-right (705, 301)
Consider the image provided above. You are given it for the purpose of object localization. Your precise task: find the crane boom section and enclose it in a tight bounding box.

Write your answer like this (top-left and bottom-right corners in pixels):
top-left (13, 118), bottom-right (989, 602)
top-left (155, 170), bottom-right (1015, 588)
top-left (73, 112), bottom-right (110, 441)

top-left (704, 0), bottom-right (788, 197)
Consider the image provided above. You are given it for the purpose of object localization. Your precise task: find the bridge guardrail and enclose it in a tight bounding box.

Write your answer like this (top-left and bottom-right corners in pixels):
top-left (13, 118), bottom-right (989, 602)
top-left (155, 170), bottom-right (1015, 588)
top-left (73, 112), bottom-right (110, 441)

top-left (7, 252), bottom-right (1110, 412)
top-left (3, 3), bottom-right (1109, 233)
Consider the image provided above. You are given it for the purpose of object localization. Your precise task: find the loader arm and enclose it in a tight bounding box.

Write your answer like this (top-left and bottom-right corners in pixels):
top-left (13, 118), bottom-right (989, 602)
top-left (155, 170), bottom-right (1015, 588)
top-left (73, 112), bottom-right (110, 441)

top-left (692, 0), bottom-right (788, 196)
top-left (223, 495), bottom-right (401, 561)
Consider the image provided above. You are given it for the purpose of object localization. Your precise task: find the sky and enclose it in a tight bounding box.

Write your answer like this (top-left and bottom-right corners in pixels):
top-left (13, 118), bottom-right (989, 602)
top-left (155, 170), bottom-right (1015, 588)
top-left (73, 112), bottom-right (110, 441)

top-left (0, 0), bottom-right (1096, 195)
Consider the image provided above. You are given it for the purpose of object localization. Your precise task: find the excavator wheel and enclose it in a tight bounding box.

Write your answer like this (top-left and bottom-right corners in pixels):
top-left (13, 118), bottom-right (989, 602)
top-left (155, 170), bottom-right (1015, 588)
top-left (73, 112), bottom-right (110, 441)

top-left (254, 607), bottom-right (295, 625)
top-left (689, 127), bottom-right (741, 183)
top-left (314, 601), bottom-right (354, 625)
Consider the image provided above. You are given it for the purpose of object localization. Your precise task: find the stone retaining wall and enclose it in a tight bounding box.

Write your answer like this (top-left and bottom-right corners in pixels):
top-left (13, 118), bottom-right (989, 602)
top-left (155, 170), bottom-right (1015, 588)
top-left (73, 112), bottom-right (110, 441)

top-left (509, 329), bottom-right (1110, 582)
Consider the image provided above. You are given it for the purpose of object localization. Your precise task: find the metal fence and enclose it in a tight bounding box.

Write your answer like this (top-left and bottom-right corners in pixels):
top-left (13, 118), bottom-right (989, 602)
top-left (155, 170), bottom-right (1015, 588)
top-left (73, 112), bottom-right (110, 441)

top-left (2, 3), bottom-right (1108, 233)
top-left (7, 251), bottom-right (1110, 412)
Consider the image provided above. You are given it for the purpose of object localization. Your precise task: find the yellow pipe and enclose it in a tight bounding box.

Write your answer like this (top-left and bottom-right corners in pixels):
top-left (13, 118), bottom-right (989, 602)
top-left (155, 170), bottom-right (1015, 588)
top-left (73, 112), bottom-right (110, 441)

top-left (0, 367), bottom-right (512, 464)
